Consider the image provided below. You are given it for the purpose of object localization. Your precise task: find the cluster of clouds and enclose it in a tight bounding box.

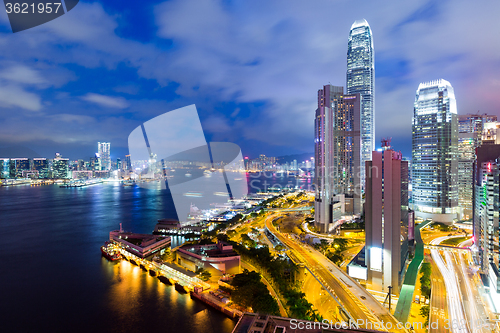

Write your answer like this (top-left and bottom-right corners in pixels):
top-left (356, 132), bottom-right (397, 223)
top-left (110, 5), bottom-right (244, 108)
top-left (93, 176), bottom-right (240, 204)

top-left (0, 0), bottom-right (499, 157)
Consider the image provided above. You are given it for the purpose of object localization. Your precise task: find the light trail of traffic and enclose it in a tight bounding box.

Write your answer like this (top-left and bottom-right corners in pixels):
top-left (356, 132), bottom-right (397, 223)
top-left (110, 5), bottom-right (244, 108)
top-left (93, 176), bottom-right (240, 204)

top-left (457, 252), bottom-right (483, 332)
top-left (431, 248), bottom-right (469, 333)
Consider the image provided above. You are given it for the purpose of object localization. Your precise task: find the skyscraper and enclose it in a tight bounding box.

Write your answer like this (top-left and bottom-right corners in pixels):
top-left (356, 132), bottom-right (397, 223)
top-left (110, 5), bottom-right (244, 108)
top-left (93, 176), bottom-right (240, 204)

top-left (347, 19), bottom-right (375, 184)
top-left (473, 144), bottom-right (500, 276)
top-left (314, 85), bottom-right (362, 232)
top-left (98, 142), bottom-right (111, 171)
top-left (52, 153), bottom-right (69, 179)
top-left (0, 158), bottom-right (10, 179)
top-left (458, 114), bottom-right (497, 220)
top-left (412, 79), bottom-right (459, 223)
top-left (33, 158), bottom-right (49, 179)
top-left (365, 144), bottom-right (409, 295)
top-left (9, 158), bottom-right (30, 178)
top-left (125, 154), bottom-right (132, 170)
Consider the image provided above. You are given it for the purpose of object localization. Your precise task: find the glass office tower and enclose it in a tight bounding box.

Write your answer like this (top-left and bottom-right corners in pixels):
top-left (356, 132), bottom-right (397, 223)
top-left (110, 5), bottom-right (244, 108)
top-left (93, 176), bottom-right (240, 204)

top-left (458, 114), bottom-right (497, 220)
top-left (33, 158), bottom-right (49, 179)
top-left (412, 79), bottom-right (459, 223)
top-left (347, 19), bottom-right (375, 186)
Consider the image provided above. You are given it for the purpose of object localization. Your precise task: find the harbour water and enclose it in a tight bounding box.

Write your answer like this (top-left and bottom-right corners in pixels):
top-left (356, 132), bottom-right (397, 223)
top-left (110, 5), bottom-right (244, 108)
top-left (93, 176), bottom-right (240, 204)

top-left (0, 174), bottom-right (312, 332)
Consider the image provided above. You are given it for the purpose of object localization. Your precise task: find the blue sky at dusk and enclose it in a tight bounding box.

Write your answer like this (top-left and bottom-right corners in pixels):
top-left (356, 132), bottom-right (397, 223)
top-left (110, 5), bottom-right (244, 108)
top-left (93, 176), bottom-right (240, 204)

top-left (0, 0), bottom-right (499, 160)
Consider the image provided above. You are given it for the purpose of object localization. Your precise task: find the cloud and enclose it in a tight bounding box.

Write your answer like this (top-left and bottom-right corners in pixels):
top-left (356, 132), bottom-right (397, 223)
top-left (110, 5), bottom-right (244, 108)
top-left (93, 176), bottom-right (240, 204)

top-left (0, 84), bottom-right (42, 111)
top-left (0, 65), bottom-right (46, 85)
top-left (81, 93), bottom-right (130, 109)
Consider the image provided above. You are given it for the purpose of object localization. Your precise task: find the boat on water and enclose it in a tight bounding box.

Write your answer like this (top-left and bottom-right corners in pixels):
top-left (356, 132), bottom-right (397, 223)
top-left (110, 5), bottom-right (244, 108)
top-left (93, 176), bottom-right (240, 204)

top-left (185, 172), bottom-right (192, 177)
top-left (123, 180), bottom-right (134, 186)
top-left (101, 241), bottom-right (122, 261)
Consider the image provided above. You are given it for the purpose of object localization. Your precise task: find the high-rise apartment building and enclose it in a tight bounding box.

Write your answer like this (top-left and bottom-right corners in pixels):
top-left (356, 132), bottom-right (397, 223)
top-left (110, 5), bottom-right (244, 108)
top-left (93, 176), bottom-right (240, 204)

top-left (411, 79), bottom-right (459, 223)
top-left (98, 142), bottom-right (111, 171)
top-left (347, 19), bottom-right (375, 185)
top-left (458, 114), bottom-right (497, 220)
top-left (365, 145), bottom-right (409, 295)
top-left (314, 85), bottom-right (362, 232)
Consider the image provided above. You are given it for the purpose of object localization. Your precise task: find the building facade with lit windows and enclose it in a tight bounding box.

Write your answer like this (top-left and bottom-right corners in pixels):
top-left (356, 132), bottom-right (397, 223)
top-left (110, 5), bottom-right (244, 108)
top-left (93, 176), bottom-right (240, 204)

top-left (0, 158), bottom-right (10, 178)
top-left (457, 114), bottom-right (497, 220)
top-left (347, 19), bottom-right (375, 185)
top-left (9, 158), bottom-right (30, 178)
top-left (33, 158), bottom-right (49, 179)
top-left (411, 79), bottom-right (459, 224)
top-left (365, 145), bottom-right (409, 295)
top-left (98, 142), bottom-right (111, 171)
top-left (314, 84), bottom-right (362, 233)
top-left (473, 145), bottom-right (500, 279)
top-left (52, 154), bottom-right (69, 179)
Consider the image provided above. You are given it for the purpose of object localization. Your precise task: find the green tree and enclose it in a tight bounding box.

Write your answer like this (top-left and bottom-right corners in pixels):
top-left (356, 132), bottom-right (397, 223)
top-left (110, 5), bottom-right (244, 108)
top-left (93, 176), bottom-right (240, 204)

top-left (231, 270), bottom-right (279, 315)
top-left (241, 233), bottom-right (257, 248)
top-left (332, 238), bottom-right (349, 252)
top-left (420, 305), bottom-right (430, 326)
top-left (326, 251), bottom-right (344, 266)
top-left (196, 268), bottom-right (212, 282)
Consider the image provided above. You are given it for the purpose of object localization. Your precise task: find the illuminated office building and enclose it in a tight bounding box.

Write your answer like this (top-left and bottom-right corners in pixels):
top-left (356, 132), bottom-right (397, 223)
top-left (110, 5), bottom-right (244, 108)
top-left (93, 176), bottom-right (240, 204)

top-left (473, 144), bottom-right (500, 277)
top-left (411, 80), bottom-right (459, 223)
top-left (365, 144), bottom-right (409, 295)
top-left (52, 153), bottom-right (69, 179)
top-left (125, 154), bottom-right (132, 170)
top-left (483, 121), bottom-right (500, 145)
top-left (0, 159), bottom-right (10, 178)
top-left (347, 19), bottom-right (375, 185)
top-left (9, 158), bottom-right (30, 178)
top-left (98, 142), bottom-right (111, 171)
top-left (314, 84), bottom-right (362, 233)
top-left (33, 158), bottom-right (49, 179)
top-left (458, 114), bottom-right (497, 220)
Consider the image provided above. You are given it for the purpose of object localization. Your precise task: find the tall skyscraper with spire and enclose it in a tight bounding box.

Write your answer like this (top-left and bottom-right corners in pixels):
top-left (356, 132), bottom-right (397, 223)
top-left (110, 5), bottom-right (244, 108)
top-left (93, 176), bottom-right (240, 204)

top-left (347, 19), bottom-right (375, 184)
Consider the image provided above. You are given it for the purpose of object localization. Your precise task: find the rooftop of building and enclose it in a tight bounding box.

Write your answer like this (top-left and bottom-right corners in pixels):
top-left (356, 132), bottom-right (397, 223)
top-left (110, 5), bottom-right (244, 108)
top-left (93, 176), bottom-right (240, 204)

top-left (350, 18), bottom-right (369, 30)
top-left (232, 313), bottom-right (387, 333)
top-left (417, 79), bottom-right (452, 91)
top-left (110, 230), bottom-right (170, 248)
top-left (179, 241), bottom-right (238, 258)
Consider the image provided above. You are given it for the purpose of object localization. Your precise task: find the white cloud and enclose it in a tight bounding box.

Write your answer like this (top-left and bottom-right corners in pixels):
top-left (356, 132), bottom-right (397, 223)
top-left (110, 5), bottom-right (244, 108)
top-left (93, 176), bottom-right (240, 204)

top-left (81, 93), bottom-right (129, 109)
top-left (0, 65), bottom-right (46, 85)
top-left (0, 84), bottom-right (42, 111)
